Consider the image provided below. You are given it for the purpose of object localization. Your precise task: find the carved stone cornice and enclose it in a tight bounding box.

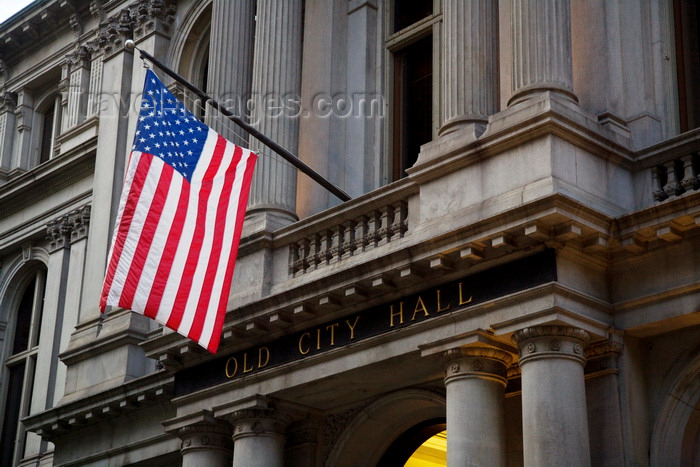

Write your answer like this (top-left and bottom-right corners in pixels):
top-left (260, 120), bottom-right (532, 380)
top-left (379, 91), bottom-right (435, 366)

top-left (513, 325), bottom-right (590, 366)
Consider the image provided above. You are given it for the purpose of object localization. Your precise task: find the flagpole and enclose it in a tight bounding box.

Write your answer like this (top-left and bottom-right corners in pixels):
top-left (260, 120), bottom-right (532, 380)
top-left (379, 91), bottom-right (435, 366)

top-left (125, 40), bottom-right (352, 203)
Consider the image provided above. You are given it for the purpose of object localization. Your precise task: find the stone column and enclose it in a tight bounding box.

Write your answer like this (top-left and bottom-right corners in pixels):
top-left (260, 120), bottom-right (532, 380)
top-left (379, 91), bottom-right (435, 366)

top-left (443, 347), bottom-right (511, 467)
top-left (440, 0), bottom-right (499, 136)
top-left (247, 0), bottom-right (304, 229)
top-left (513, 326), bottom-right (591, 467)
top-left (231, 409), bottom-right (287, 467)
top-left (178, 421), bottom-right (233, 467)
top-left (207, 0), bottom-right (255, 143)
top-left (509, 0), bottom-right (577, 105)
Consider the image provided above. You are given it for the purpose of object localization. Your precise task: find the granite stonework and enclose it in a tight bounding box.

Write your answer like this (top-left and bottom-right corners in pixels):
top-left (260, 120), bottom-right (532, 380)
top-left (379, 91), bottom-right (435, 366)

top-left (0, 0), bottom-right (698, 466)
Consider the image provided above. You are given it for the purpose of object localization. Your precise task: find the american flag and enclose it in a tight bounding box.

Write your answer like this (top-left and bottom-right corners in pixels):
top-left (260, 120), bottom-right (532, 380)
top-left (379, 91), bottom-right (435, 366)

top-left (100, 70), bottom-right (257, 353)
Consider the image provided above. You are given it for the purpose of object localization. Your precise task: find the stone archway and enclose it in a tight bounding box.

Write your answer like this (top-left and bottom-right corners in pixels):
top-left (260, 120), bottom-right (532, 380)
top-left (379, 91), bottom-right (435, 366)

top-left (326, 389), bottom-right (446, 467)
top-left (650, 351), bottom-right (700, 465)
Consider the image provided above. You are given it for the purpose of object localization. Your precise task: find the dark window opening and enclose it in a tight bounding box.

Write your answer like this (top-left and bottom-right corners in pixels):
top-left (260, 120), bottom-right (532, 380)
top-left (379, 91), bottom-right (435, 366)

top-left (394, 1), bottom-right (433, 33)
top-left (12, 277), bottom-right (36, 354)
top-left (39, 103), bottom-right (56, 164)
top-left (675, 0), bottom-right (700, 132)
top-left (393, 34), bottom-right (433, 180)
top-left (0, 363), bottom-right (26, 467)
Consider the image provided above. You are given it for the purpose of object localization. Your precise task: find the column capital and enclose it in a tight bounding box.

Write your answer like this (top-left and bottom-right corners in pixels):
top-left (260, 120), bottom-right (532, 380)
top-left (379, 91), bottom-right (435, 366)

top-left (178, 420), bottom-right (233, 455)
top-left (230, 408), bottom-right (289, 442)
top-left (443, 346), bottom-right (512, 387)
top-left (513, 325), bottom-right (590, 366)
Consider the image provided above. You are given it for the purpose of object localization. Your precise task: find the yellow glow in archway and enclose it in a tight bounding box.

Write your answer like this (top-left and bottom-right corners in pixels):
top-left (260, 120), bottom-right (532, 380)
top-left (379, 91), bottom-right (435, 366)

top-left (404, 430), bottom-right (446, 467)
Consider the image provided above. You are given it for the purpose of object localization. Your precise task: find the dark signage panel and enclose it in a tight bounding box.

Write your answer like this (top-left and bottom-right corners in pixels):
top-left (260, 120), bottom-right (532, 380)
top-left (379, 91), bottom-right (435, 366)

top-left (174, 249), bottom-right (556, 396)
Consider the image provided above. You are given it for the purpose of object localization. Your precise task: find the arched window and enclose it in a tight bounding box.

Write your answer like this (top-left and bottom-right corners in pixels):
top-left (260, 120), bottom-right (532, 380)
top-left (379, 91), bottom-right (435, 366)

top-left (0, 267), bottom-right (46, 467)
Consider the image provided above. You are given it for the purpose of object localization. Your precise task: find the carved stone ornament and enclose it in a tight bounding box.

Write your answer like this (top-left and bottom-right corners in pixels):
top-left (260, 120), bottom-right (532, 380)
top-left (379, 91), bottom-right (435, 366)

top-left (513, 326), bottom-right (590, 367)
top-left (230, 408), bottom-right (288, 441)
top-left (178, 421), bottom-right (233, 454)
top-left (442, 347), bottom-right (512, 386)
top-left (0, 92), bottom-right (17, 114)
top-left (67, 46), bottom-right (91, 69)
top-left (132, 0), bottom-right (176, 40)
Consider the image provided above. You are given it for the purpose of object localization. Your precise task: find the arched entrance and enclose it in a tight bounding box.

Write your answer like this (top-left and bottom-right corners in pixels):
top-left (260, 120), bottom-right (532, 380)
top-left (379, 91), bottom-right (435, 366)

top-left (326, 389), bottom-right (446, 467)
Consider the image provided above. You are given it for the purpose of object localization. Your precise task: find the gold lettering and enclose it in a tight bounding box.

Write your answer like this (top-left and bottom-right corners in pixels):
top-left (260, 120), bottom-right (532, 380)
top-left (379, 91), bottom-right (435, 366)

top-left (326, 323), bottom-right (339, 346)
top-left (243, 352), bottom-right (254, 373)
top-left (411, 296), bottom-right (429, 321)
top-left (299, 332), bottom-right (311, 355)
top-left (458, 282), bottom-right (473, 305)
top-left (346, 316), bottom-right (360, 339)
top-left (390, 302), bottom-right (404, 327)
top-left (316, 328), bottom-right (322, 350)
top-left (225, 356), bottom-right (239, 378)
top-left (436, 289), bottom-right (451, 312)
top-left (258, 347), bottom-right (270, 368)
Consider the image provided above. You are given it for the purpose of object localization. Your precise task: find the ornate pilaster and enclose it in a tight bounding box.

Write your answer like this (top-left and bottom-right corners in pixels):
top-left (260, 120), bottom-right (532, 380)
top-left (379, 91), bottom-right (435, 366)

top-left (443, 347), bottom-right (511, 467)
top-left (178, 421), bottom-right (233, 467)
top-left (247, 0), bottom-right (304, 228)
top-left (14, 89), bottom-right (34, 171)
top-left (0, 91), bottom-right (17, 174)
top-left (230, 408), bottom-right (288, 467)
top-left (65, 46), bottom-right (91, 130)
top-left (207, 0), bottom-right (255, 141)
top-left (440, 0), bottom-right (499, 136)
top-left (509, 0), bottom-right (577, 105)
top-left (513, 326), bottom-right (591, 467)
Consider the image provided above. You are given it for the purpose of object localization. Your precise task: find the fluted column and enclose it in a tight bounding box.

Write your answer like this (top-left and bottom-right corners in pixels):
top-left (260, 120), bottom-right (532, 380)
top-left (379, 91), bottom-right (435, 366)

top-left (248, 0), bottom-right (304, 227)
top-left (443, 347), bottom-right (511, 467)
top-left (513, 326), bottom-right (591, 467)
top-left (207, 0), bottom-right (255, 143)
top-left (510, 0), bottom-right (577, 105)
top-left (178, 421), bottom-right (233, 467)
top-left (231, 409), bottom-right (287, 467)
top-left (440, 0), bottom-right (499, 136)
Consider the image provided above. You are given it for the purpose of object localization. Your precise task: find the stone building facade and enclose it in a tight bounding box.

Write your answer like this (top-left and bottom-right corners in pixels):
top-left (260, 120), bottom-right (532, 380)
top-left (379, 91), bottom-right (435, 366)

top-left (0, 0), bottom-right (698, 465)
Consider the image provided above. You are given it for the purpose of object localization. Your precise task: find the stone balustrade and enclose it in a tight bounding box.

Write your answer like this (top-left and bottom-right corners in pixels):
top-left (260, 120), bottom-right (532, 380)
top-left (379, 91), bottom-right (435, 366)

top-left (644, 129), bottom-right (700, 202)
top-left (288, 199), bottom-right (408, 276)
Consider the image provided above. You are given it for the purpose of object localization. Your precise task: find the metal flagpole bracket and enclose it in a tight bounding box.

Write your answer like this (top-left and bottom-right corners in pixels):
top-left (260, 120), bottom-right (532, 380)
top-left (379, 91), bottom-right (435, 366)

top-left (123, 41), bottom-right (352, 203)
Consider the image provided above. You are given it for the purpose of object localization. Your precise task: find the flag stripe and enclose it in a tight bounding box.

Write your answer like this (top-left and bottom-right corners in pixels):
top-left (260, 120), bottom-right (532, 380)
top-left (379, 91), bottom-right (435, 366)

top-left (189, 144), bottom-right (244, 342)
top-left (118, 161), bottom-right (173, 311)
top-left (202, 151), bottom-right (258, 351)
top-left (101, 153), bottom-right (152, 310)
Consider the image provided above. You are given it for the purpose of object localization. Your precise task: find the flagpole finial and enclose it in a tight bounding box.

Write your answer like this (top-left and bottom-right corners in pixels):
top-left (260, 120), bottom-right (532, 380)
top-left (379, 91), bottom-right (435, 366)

top-left (124, 39), bottom-right (135, 51)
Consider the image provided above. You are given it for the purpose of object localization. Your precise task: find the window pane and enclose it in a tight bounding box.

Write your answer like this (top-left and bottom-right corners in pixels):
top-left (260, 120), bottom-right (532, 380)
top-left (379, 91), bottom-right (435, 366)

top-left (0, 363), bottom-right (26, 467)
top-left (394, 1), bottom-right (433, 33)
top-left (393, 34), bottom-right (433, 179)
top-left (12, 277), bottom-right (36, 355)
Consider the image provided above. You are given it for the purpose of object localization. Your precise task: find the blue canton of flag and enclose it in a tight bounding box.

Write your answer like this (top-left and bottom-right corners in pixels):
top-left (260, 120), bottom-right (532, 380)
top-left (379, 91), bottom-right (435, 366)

top-left (133, 74), bottom-right (209, 182)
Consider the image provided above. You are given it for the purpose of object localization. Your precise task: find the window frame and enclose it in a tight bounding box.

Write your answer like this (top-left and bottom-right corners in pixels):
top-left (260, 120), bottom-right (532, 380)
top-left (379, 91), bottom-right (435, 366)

top-left (383, 0), bottom-right (442, 182)
top-left (0, 266), bottom-right (46, 467)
